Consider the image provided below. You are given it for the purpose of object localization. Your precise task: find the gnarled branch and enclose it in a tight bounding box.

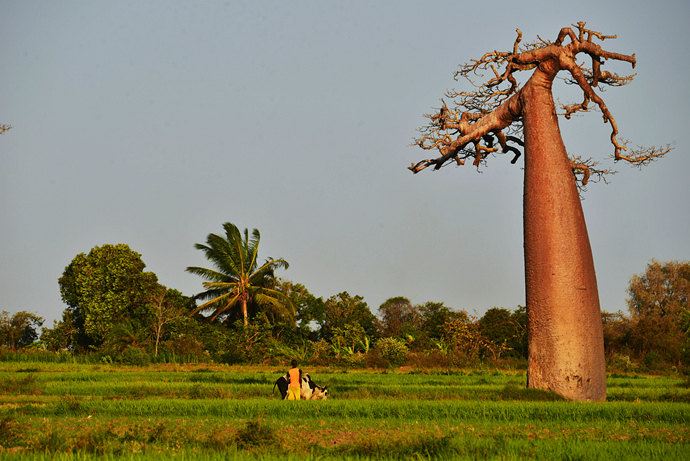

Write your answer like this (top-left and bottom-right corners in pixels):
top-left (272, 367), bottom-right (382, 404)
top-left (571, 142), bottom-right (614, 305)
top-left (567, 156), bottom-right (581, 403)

top-left (411, 22), bottom-right (670, 182)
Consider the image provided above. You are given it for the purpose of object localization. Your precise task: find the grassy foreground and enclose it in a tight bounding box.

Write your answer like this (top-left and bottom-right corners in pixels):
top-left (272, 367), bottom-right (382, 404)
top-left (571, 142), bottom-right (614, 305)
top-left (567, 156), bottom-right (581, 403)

top-left (0, 362), bottom-right (689, 460)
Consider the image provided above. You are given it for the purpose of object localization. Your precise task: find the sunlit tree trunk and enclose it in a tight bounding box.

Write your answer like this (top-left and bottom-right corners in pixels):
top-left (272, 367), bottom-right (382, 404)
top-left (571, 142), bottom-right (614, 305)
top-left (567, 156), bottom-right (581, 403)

top-left (241, 298), bottom-right (248, 327)
top-left (521, 64), bottom-right (606, 401)
top-left (410, 23), bottom-right (668, 401)
top-left (154, 324), bottom-right (162, 357)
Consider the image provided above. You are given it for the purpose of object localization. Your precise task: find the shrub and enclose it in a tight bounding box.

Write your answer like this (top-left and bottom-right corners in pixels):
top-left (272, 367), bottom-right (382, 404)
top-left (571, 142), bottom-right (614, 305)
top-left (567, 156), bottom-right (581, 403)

top-left (119, 346), bottom-right (151, 366)
top-left (375, 337), bottom-right (409, 367)
top-left (608, 353), bottom-right (638, 372)
top-left (234, 419), bottom-right (277, 449)
top-left (162, 334), bottom-right (206, 358)
top-left (308, 339), bottom-right (333, 365)
top-left (405, 350), bottom-right (451, 369)
top-left (643, 351), bottom-right (663, 371)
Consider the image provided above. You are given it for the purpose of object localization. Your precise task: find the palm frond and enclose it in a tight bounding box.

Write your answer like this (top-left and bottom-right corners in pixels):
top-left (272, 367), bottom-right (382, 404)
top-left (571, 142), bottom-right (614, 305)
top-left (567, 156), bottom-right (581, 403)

top-left (205, 233), bottom-right (241, 276)
top-left (223, 222), bottom-right (244, 264)
top-left (221, 223), bottom-right (247, 278)
top-left (191, 292), bottom-right (238, 315)
top-left (253, 286), bottom-right (294, 314)
top-left (247, 228), bottom-right (261, 274)
top-left (210, 296), bottom-right (241, 321)
top-left (189, 221), bottom-right (291, 325)
top-left (253, 290), bottom-right (294, 320)
top-left (185, 266), bottom-right (231, 282)
top-left (250, 258), bottom-right (289, 283)
top-left (201, 281), bottom-right (238, 290)
top-left (193, 286), bottom-right (233, 301)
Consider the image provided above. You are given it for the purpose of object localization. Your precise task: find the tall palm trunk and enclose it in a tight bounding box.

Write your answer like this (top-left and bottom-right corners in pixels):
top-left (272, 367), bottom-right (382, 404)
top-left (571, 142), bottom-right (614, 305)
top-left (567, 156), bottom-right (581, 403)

top-left (241, 297), bottom-right (248, 327)
top-left (521, 62), bottom-right (606, 401)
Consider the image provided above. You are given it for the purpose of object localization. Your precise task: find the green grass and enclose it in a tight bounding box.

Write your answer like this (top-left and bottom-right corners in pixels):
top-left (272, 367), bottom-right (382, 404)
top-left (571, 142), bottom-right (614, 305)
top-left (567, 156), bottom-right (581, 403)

top-left (0, 362), bottom-right (689, 459)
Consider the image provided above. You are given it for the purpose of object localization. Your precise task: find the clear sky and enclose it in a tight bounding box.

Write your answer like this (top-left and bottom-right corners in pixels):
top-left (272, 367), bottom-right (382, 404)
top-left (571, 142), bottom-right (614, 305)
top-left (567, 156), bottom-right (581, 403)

top-left (2, 0), bottom-right (689, 326)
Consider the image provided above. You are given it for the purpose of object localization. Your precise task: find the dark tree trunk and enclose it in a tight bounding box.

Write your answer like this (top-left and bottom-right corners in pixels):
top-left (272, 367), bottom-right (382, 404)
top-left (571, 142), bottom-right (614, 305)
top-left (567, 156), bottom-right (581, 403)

top-left (521, 64), bottom-right (606, 401)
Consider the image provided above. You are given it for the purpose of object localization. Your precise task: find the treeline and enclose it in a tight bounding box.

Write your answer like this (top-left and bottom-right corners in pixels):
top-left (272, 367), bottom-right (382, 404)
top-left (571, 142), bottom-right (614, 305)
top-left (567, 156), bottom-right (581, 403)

top-left (1, 223), bottom-right (688, 372)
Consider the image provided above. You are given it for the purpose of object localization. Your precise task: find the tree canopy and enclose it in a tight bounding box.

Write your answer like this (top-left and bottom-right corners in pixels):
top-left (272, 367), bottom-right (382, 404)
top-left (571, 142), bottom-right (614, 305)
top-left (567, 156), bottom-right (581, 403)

top-left (627, 260), bottom-right (689, 364)
top-left (322, 292), bottom-right (378, 341)
top-left (187, 222), bottom-right (292, 326)
top-left (0, 310), bottom-right (44, 350)
top-left (58, 243), bottom-right (159, 345)
top-left (410, 22), bottom-right (670, 184)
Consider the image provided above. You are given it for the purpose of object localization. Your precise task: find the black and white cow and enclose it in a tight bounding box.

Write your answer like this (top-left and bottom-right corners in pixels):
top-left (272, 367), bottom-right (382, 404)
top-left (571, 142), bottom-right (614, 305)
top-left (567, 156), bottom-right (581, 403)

top-left (272, 373), bottom-right (328, 400)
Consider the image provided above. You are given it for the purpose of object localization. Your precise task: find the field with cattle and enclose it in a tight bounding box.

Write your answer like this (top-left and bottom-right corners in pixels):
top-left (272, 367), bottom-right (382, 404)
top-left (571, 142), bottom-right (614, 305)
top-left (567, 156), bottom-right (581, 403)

top-left (1, 362), bottom-right (689, 459)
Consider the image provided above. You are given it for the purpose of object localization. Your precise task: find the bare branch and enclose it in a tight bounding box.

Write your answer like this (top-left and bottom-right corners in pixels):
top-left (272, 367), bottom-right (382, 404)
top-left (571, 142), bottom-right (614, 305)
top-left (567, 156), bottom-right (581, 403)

top-left (570, 155), bottom-right (616, 190)
top-left (411, 22), bottom-right (670, 179)
top-left (563, 68), bottom-right (636, 87)
top-left (616, 144), bottom-right (673, 166)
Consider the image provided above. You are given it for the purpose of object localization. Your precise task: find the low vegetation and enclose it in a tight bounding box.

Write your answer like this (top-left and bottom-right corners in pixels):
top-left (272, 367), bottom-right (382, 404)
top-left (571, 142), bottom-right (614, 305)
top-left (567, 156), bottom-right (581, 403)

top-left (0, 362), bottom-right (688, 459)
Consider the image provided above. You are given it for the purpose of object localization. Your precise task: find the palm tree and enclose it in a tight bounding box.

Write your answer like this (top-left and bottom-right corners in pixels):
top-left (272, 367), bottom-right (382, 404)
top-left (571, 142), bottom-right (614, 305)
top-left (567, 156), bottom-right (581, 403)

top-left (186, 222), bottom-right (293, 327)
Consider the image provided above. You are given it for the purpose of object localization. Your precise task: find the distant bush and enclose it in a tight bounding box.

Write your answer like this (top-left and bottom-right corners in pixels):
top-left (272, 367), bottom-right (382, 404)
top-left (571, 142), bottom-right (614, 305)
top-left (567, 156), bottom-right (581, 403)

top-left (608, 353), bottom-right (638, 372)
top-left (375, 338), bottom-right (409, 367)
top-left (118, 346), bottom-right (151, 366)
top-left (405, 350), bottom-right (452, 369)
top-left (162, 334), bottom-right (206, 358)
top-left (308, 339), bottom-right (333, 365)
top-left (643, 351), bottom-right (663, 371)
top-left (0, 346), bottom-right (81, 363)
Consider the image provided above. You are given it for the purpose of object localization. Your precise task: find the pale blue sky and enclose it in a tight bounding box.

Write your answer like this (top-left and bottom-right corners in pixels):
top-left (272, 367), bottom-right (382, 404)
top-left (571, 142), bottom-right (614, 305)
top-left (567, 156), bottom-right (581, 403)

top-left (2, 0), bottom-right (689, 326)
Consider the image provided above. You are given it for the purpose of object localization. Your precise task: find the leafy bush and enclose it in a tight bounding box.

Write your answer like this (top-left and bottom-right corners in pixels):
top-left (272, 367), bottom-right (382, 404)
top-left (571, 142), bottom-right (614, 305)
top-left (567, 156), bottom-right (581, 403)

top-left (119, 346), bottom-right (151, 366)
top-left (643, 351), bottom-right (663, 371)
top-left (608, 353), bottom-right (638, 372)
top-left (162, 334), bottom-right (206, 358)
top-left (308, 339), bottom-right (334, 365)
top-left (375, 337), bottom-right (409, 367)
top-left (405, 350), bottom-right (452, 369)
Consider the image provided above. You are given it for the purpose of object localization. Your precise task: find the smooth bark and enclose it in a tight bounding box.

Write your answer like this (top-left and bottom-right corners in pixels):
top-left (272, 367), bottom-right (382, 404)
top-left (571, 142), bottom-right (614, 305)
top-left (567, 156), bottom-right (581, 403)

top-left (521, 64), bottom-right (606, 401)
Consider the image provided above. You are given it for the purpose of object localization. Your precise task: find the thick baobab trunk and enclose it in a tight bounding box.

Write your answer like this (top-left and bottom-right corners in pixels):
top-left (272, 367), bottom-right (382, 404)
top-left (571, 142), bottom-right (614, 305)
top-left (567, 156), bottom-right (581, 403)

top-left (521, 65), bottom-right (606, 401)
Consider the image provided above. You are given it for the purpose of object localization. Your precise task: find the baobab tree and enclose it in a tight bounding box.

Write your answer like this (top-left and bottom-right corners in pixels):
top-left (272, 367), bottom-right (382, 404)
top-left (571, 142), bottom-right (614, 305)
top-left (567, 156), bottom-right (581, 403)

top-left (410, 22), bottom-right (669, 401)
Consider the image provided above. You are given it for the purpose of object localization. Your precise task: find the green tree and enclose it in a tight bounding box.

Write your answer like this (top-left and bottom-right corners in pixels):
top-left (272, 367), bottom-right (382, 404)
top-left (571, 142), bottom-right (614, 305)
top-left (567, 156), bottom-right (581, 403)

top-left (627, 260), bottom-right (690, 365)
top-left (187, 222), bottom-right (292, 327)
top-left (479, 306), bottom-right (527, 358)
top-left (0, 310), bottom-right (44, 350)
top-left (508, 305), bottom-right (528, 359)
top-left (442, 316), bottom-right (508, 364)
top-left (601, 311), bottom-right (633, 357)
top-left (331, 323), bottom-right (370, 359)
top-left (321, 292), bottom-right (378, 341)
top-left (416, 301), bottom-right (463, 349)
top-left (375, 337), bottom-right (409, 367)
top-left (58, 244), bottom-right (158, 346)
top-left (148, 287), bottom-right (195, 357)
top-left (40, 310), bottom-right (80, 351)
top-left (378, 297), bottom-right (420, 340)
top-left (274, 279), bottom-right (325, 340)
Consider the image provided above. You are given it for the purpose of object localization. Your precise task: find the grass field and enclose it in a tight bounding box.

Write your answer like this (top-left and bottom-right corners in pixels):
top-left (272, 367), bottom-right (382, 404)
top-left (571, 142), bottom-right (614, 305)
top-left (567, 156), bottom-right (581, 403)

top-left (1, 362), bottom-right (689, 460)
